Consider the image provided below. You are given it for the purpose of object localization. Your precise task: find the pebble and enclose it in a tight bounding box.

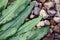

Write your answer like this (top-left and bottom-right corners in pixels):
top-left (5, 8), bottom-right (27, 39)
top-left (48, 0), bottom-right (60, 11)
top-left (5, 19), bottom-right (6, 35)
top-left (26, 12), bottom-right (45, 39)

top-left (43, 33), bottom-right (54, 40)
top-left (30, 14), bottom-right (35, 19)
top-left (56, 4), bottom-right (60, 11)
top-left (47, 10), bottom-right (56, 16)
top-left (55, 11), bottom-right (60, 17)
top-left (51, 25), bottom-right (55, 29)
top-left (49, 29), bottom-right (53, 33)
top-left (33, 1), bottom-right (39, 7)
top-left (54, 0), bottom-right (60, 4)
top-left (25, 18), bottom-right (30, 21)
top-left (53, 17), bottom-right (60, 23)
top-left (54, 33), bottom-right (60, 40)
top-left (49, 19), bottom-right (56, 26)
top-left (40, 9), bottom-right (49, 19)
top-left (53, 25), bottom-right (60, 33)
top-left (37, 0), bottom-right (46, 3)
top-left (44, 20), bottom-right (50, 25)
top-left (39, 3), bottom-right (42, 8)
top-left (9, 0), bottom-right (14, 2)
top-left (55, 4), bottom-right (60, 17)
top-left (33, 7), bottom-right (40, 15)
top-left (44, 2), bottom-right (55, 9)
top-left (57, 23), bottom-right (60, 27)
top-left (37, 21), bottom-right (45, 28)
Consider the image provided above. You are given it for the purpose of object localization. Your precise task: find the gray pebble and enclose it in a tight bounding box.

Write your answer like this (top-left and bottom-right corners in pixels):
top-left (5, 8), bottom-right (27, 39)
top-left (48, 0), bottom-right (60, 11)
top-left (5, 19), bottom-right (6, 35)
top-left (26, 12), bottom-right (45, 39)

top-left (33, 7), bottom-right (40, 15)
top-left (53, 17), bottom-right (60, 23)
top-left (47, 10), bottom-right (56, 16)
top-left (44, 20), bottom-right (50, 25)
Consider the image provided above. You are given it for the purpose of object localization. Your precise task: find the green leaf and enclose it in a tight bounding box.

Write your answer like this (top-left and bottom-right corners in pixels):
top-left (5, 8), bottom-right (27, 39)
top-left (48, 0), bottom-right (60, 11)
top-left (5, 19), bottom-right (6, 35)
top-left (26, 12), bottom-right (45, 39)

top-left (8, 15), bottom-right (42, 40)
top-left (0, 0), bottom-right (8, 10)
top-left (0, 2), bottom-right (35, 40)
top-left (28, 26), bottom-right (50, 40)
top-left (0, 0), bottom-right (28, 25)
top-left (0, 0), bottom-right (31, 31)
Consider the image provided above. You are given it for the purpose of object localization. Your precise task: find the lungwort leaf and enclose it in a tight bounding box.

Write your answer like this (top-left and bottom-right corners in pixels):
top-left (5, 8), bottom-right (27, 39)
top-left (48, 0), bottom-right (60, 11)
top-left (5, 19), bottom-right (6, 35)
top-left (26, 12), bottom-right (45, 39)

top-left (9, 15), bottom-right (42, 40)
top-left (0, 0), bottom-right (8, 10)
top-left (0, 2), bottom-right (35, 40)
top-left (27, 26), bottom-right (50, 40)
top-left (0, 0), bottom-right (29, 25)
top-left (0, 0), bottom-right (31, 31)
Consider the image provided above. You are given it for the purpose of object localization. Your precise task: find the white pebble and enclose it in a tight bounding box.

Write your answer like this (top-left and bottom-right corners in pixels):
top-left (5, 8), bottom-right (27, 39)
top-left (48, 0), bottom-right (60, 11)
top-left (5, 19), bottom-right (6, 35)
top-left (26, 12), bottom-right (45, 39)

top-left (53, 17), bottom-right (60, 23)
top-left (40, 9), bottom-right (49, 19)
top-left (54, 0), bottom-right (60, 3)
top-left (44, 20), bottom-right (50, 25)
top-left (37, 21), bottom-right (45, 27)
top-left (30, 14), bottom-right (35, 19)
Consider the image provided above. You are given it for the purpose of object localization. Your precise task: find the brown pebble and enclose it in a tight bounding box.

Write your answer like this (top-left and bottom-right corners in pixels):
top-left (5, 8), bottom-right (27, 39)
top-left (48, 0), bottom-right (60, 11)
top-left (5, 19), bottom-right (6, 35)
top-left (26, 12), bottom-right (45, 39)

top-left (38, 0), bottom-right (46, 3)
top-left (9, 0), bottom-right (14, 2)
top-left (44, 2), bottom-right (55, 9)
top-left (49, 18), bottom-right (56, 26)
top-left (57, 23), bottom-right (60, 27)
top-left (53, 25), bottom-right (60, 33)
top-left (43, 33), bottom-right (54, 40)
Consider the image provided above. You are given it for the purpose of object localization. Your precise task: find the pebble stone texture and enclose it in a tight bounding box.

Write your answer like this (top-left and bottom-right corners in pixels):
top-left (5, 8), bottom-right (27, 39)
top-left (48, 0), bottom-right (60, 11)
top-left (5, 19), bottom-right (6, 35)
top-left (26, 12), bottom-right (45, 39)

top-left (9, 0), bottom-right (60, 40)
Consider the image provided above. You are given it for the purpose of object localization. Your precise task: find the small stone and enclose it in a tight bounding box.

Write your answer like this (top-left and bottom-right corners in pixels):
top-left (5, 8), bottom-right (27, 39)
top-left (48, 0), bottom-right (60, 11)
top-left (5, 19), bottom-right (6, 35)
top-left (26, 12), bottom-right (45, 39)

top-left (54, 33), bottom-right (60, 39)
top-left (44, 2), bottom-right (55, 9)
top-left (49, 18), bottom-right (56, 26)
top-left (33, 7), bottom-right (40, 15)
top-left (55, 4), bottom-right (60, 17)
top-left (30, 14), bottom-right (35, 19)
top-left (37, 0), bottom-right (46, 3)
top-left (53, 25), bottom-right (60, 33)
top-left (49, 29), bottom-right (53, 33)
top-left (40, 9), bottom-right (49, 19)
top-left (43, 34), bottom-right (54, 40)
top-left (57, 23), bottom-right (60, 27)
top-left (56, 4), bottom-right (60, 11)
top-left (44, 20), bottom-right (50, 25)
top-left (25, 18), bottom-right (30, 21)
top-left (39, 3), bottom-right (42, 8)
top-left (54, 0), bottom-right (60, 4)
top-left (33, 1), bottom-right (39, 7)
top-left (37, 21), bottom-right (45, 28)
top-left (53, 17), bottom-right (60, 23)
top-left (47, 10), bottom-right (56, 16)
top-left (9, 0), bottom-right (14, 2)
top-left (55, 11), bottom-right (60, 17)
top-left (51, 25), bottom-right (55, 29)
